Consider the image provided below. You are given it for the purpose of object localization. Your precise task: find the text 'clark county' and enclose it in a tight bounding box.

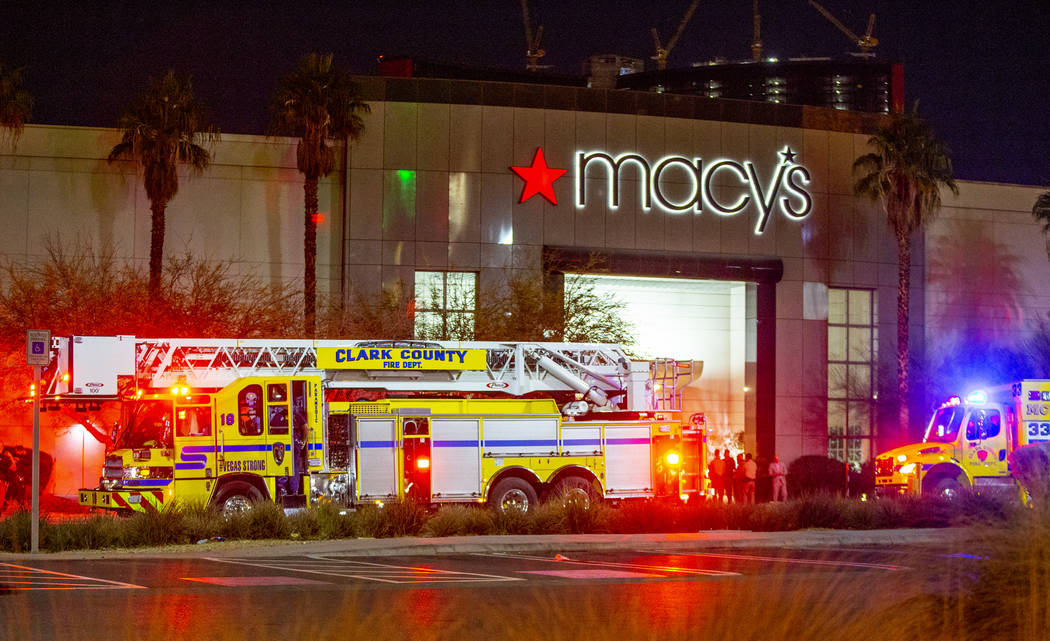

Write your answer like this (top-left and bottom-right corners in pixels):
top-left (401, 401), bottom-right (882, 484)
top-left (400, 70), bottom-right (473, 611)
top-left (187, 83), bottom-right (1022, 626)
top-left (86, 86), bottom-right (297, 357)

top-left (333, 348), bottom-right (471, 363)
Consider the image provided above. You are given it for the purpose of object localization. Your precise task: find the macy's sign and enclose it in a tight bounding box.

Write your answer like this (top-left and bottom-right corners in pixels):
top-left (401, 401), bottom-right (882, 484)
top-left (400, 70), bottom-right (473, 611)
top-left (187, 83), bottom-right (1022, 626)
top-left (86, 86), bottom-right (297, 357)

top-left (511, 146), bottom-right (812, 235)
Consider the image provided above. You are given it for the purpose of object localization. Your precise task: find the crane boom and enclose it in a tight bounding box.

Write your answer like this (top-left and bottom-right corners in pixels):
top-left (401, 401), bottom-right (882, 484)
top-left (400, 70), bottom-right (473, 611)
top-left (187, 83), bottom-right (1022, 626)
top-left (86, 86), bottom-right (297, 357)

top-left (807, 0), bottom-right (878, 52)
top-left (650, 0), bottom-right (701, 71)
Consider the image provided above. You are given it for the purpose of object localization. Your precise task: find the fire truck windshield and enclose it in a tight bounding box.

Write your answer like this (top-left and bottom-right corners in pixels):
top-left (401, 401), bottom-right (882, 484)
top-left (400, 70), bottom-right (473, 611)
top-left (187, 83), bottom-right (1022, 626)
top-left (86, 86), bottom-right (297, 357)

top-left (923, 406), bottom-right (965, 443)
top-left (115, 399), bottom-right (174, 449)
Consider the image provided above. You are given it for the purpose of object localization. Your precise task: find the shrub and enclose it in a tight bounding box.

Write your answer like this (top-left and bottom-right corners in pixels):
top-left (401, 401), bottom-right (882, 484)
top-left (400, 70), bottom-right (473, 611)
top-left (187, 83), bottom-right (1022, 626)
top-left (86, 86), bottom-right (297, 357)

top-left (421, 505), bottom-right (495, 537)
top-left (122, 504), bottom-right (189, 546)
top-left (45, 514), bottom-right (124, 551)
top-left (788, 456), bottom-right (848, 496)
top-left (0, 511), bottom-right (32, 552)
top-left (242, 501), bottom-right (291, 539)
top-left (354, 501), bottom-right (427, 538)
top-left (1010, 442), bottom-right (1050, 507)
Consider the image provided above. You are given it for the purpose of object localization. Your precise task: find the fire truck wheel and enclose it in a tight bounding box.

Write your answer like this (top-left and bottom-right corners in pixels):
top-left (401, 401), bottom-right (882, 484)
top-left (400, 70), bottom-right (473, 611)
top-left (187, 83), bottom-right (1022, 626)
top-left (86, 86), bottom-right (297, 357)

top-left (553, 476), bottom-right (599, 509)
top-left (931, 477), bottom-right (965, 500)
top-left (489, 477), bottom-right (538, 514)
top-left (214, 482), bottom-right (263, 516)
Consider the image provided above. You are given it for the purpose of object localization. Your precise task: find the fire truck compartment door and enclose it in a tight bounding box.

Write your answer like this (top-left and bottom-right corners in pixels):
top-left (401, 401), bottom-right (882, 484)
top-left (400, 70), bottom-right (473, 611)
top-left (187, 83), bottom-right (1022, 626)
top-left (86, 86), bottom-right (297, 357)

top-left (604, 425), bottom-right (652, 495)
top-left (482, 417), bottom-right (558, 457)
top-left (355, 418), bottom-right (397, 499)
top-left (561, 425), bottom-right (602, 456)
top-left (431, 418), bottom-right (481, 498)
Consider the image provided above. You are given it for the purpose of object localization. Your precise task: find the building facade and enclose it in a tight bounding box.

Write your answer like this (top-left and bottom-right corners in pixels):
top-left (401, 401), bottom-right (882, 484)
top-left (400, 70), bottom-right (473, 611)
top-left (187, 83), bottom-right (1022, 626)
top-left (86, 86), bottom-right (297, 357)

top-left (1, 76), bottom-right (1046, 495)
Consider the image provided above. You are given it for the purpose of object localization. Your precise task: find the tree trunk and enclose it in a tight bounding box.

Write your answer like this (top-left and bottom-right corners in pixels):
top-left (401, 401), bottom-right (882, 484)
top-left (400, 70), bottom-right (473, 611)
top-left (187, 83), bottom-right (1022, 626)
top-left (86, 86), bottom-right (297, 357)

top-left (303, 176), bottom-right (318, 337)
top-left (148, 199), bottom-right (166, 301)
top-left (896, 226), bottom-right (911, 444)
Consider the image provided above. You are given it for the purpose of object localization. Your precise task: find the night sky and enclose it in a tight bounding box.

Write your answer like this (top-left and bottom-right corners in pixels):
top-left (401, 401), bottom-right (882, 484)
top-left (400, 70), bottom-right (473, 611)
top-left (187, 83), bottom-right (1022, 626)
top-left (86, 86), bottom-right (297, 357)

top-left (2, 1), bottom-right (1048, 186)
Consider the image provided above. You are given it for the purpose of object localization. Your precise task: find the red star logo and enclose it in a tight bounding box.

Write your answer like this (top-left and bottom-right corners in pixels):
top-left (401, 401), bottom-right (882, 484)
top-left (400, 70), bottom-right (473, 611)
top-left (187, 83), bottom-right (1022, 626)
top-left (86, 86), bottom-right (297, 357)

top-left (510, 147), bottom-right (567, 205)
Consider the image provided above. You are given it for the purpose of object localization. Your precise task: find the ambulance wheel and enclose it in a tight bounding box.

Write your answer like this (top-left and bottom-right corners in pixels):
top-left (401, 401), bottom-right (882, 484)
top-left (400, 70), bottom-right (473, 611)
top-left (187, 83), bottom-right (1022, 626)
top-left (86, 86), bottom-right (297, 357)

top-left (489, 477), bottom-right (538, 514)
top-left (552, 476), bottom-right (599, 509)
top-left (214, 482), bottom-right (263, 516)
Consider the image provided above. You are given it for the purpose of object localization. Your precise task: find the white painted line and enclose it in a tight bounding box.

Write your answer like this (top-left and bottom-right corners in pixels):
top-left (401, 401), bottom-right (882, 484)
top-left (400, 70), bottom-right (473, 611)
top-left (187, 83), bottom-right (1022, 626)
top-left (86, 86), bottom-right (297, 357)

top-left (204, 556), bottom-right (524, 584)
top-left (476, 552), bottom-right (740, 577)
top-left (0, 563), bottom-right (146, 590)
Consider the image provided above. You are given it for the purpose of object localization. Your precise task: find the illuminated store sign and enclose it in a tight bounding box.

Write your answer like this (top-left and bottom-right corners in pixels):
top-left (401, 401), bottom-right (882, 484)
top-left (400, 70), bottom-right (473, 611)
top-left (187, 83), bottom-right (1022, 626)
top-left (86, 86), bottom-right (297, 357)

top-left (512, 146), bottom-right (812, 235)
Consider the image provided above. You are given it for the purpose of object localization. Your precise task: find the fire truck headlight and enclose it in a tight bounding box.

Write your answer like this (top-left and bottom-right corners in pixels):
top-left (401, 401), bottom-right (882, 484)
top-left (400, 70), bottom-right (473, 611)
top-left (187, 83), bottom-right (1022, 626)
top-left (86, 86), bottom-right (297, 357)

top-left (899, 463), bottom-right (917, 475)
top-left (665, 451), bottom-right (681, 466)
top-left (122, 466), bottom-right (141, 480)
top-left (896, 454), bottom-right (908, 463)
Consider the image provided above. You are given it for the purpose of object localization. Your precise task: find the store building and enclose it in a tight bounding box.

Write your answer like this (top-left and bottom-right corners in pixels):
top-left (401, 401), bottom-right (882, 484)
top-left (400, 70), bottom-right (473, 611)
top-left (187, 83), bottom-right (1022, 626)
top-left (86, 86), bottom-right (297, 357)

top-left (1, 75), bottom-right (1046, 495)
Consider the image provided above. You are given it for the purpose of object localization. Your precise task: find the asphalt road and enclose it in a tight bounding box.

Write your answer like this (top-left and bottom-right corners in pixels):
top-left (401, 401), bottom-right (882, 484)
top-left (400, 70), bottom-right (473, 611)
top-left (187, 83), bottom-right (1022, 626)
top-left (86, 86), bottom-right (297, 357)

top-left (1, 543), bottom-right (972, 641)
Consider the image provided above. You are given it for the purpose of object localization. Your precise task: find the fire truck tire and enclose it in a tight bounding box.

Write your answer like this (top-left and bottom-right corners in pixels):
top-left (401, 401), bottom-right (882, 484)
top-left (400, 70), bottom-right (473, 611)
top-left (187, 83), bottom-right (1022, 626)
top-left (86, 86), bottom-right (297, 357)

top-left (552, 476), bottom-right (599, 509)
top-left (930, 477), bottom-right (965, 500)
top-left (489, 477), bottom-right (538, 513)
top-left (214, 482), bottom-right (263, 516)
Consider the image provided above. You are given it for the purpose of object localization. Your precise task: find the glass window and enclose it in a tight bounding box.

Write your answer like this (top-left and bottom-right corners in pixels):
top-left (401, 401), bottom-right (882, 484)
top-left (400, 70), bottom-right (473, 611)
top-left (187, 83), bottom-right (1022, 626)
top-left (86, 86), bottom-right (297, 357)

top-left (176, 406), bottom-right (212, 437)
top-left (267, 383), bottom-right (287, 403)
top-left (924, 406), bottom-right (965, 443)
top-left (828, 326), bottom-right (847, 361)
top-left (267, 383), bottom-right (289, 435)
top-left (414, 271), bottom-right (477, 340)
top-left (827, 288), bottom-right (876, 468)
top-left (966, 409), bottom-right (1001, 441)
top-left (828, 289), bottom-right (846, 324)
top-left (238, 384), bottom-right (264, 436)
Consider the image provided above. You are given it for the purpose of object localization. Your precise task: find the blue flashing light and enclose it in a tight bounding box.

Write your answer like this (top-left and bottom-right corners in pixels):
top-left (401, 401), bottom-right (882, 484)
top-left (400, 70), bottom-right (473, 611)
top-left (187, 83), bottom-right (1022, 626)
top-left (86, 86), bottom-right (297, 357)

top-left (966, 389), bottom-right (988, 405)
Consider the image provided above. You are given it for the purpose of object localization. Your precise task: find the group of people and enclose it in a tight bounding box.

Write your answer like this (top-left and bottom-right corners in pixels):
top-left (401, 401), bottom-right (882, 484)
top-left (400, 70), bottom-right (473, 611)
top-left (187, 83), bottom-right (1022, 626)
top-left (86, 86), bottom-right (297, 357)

top-left (706, 448), bottom-right (787, 504)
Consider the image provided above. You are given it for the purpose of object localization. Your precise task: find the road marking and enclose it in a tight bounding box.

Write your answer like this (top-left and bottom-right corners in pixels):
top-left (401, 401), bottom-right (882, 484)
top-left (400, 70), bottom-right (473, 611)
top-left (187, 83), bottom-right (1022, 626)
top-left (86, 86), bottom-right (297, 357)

top-left (679, 552), bottom-right (907, 571)
top-left (205, 556), bottom-right (524, 584)
top-left (477, 552), bottom-right (740, 577)
top-left (0, 563), bottom-right (146, 591)
top-left (181, 576), bottom-right (329, 586)
top-left (521, 569), bottom-right (663, 579)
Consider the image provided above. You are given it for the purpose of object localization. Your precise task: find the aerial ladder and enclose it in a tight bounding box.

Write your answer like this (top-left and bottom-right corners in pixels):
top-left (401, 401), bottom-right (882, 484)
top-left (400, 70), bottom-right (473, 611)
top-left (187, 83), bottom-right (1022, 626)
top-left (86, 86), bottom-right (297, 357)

top-left (41, 335), bottom-right (697, 414)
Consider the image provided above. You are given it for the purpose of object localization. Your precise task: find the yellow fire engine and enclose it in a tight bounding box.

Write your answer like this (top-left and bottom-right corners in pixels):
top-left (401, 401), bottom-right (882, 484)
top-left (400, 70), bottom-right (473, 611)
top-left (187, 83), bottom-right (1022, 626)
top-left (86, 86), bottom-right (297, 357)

top-left (875, 380), bottom-right (1050, 498)
top-left (38, 336), bottom-right (704, 514)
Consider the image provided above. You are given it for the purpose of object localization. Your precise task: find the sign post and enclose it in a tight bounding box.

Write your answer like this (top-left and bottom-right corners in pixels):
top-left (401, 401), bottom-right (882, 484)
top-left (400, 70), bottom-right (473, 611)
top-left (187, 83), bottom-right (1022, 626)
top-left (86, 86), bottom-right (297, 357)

top-left (26, 329), bottom-right (49, 554)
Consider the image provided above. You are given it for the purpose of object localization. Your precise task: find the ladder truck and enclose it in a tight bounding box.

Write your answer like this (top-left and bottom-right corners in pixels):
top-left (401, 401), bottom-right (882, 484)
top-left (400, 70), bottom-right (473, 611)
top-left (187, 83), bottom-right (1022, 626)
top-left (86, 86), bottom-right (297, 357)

top-left (37, 336), bottom-right (705, 514)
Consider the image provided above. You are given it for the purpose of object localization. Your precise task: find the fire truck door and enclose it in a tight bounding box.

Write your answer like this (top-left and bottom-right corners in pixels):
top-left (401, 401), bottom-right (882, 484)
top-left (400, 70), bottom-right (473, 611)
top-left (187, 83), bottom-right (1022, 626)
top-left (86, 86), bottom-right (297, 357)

top-left (965, 407), bottom-right (1008, 476)
top-left (215, 382), bottom-right (268, 481)
top-left (173, 403), bottom-right (216, 488)
top-left (262, 381), bottom-right (296, 494)
top-left (355, 417), bottom-right (397, 501)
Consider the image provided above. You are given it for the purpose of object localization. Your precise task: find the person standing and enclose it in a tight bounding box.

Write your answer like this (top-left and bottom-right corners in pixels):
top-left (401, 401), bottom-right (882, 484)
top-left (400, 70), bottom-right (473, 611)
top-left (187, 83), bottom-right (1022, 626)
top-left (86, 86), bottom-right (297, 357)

top-left (733, 452), bottom-right (746, 503)
top-left (742, 453), bottom-right (758, 505)
top-left (722, 450), bottom-right (736, 503)
top-left (708, 449), bottom-right (725, 502)
top-left (769, 454), bottom-right (788, 502)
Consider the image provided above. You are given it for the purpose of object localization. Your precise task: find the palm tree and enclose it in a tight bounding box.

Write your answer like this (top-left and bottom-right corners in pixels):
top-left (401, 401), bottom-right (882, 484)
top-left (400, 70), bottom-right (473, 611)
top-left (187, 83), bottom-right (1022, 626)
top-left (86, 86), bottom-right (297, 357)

top-left (108, 71), bottom-right (217, 300)
top-left (270, 53), bottom-right (370, 337)
top-left (0, 63), bottom-right (33, 147)
top-left (853, 107), bottom-right (958, 443)
top-left (1033, 190), bottom-right (1050, 260)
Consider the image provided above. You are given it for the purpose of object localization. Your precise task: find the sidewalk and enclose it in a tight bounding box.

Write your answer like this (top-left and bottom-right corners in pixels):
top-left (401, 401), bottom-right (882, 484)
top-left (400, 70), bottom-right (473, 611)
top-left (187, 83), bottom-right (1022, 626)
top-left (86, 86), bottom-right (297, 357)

top-left (0, 527), bottom-right (972, 561)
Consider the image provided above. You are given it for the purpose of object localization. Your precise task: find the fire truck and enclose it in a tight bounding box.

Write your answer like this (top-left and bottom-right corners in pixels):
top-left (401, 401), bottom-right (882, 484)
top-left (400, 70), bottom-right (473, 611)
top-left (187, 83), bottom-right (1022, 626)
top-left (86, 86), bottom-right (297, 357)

top-left (37, 336), bottom-right (705, 514)
top-left (874, 380), bottom-right (1050, 498)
